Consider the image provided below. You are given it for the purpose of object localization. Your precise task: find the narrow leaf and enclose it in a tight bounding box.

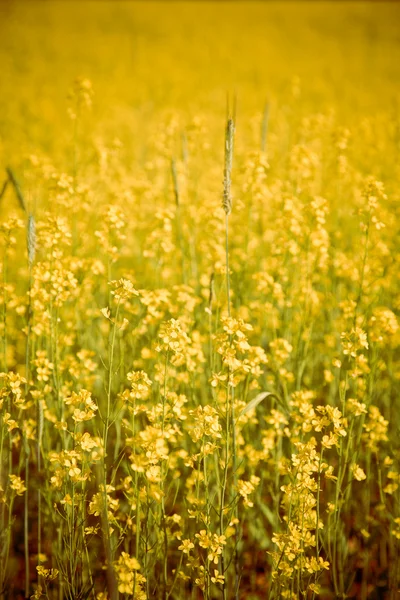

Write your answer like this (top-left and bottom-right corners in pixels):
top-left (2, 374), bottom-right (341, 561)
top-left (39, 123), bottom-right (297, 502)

top-left (239, 392), bottom-right (275, 417)
top-left (0, 177), bottom-right (9, 202)
top-left (6, 167), bottom-right (28, 214)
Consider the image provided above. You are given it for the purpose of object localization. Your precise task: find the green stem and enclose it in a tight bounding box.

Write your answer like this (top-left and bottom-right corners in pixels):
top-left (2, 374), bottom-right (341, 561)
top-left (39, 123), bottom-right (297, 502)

top-left (102, 301), bottom-right (120, 600)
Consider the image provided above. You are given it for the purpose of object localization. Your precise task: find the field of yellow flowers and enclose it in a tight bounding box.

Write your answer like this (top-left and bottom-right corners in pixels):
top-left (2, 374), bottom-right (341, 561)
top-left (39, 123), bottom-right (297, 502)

top-left (1, 1), bottom-right (400, 598)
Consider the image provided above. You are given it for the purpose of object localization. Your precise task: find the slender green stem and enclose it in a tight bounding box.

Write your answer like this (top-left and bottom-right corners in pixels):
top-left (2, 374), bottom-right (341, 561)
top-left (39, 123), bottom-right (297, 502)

top-left (161, 351), bottom-right (169, 600)
top-left (24, 262), bottom-right (33, 597)
top-left (102, 301), bottom-right (120, 600)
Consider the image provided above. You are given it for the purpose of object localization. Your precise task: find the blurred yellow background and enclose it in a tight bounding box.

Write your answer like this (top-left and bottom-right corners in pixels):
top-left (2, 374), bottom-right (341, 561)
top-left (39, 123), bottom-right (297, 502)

top-left (1, 1), bottom-right (400, 162)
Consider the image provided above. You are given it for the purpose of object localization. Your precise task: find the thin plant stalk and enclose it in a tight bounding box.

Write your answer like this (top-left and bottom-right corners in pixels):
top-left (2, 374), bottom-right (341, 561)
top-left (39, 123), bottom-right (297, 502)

top-left (102, 302), bottom-right (120, 600)
top-left (171, 159), bottom-right (186, 284)
top-left (222, 109), bottom-right (240, 598)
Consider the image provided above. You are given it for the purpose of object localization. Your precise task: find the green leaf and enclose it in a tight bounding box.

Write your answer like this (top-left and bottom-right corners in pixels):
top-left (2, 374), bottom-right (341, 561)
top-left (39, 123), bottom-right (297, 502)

top-left (239, 392), bottom-right (275, 417)
top-left (259, 500), bottom-right (277, 529)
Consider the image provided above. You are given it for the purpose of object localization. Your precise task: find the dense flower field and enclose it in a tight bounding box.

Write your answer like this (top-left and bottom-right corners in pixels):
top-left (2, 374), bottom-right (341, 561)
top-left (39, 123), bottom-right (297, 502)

top-left (1, 1), bottom-right (400, 598)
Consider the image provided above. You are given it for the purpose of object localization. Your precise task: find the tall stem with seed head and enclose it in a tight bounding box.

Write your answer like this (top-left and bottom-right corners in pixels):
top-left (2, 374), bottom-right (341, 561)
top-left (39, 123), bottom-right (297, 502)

top-left (222, 112), bottom-right (240, 599)
top-left (25, 214), bottom-right (35, 597)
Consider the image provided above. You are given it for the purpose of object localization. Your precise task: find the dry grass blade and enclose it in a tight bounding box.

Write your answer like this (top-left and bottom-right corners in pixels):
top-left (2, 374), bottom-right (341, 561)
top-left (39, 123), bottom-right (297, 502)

top-left (239, 392), bottom-right (279, 417)
top-left (6, 167), bottom-right (27, 214)
top-left (171, 159), bottom-right (180, 207)
top-left (0, 178), bottom-right (9, 202)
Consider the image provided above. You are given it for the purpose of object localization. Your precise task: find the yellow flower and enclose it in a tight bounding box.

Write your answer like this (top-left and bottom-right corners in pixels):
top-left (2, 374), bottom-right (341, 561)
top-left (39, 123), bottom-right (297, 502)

top-left (324, 465), bottom-right (337, 481)
top-left (308, 583), bottom-right (321, 594)
top-left (77, 432), bottom-right (98, 451)
top-left (211, 569), bottom-right (225, 585)
top-left (30, 585), bottom-right (44, 599)
top-left (9, 474), bottom-right (27, 496)
top-left (341, 327), bottom-right (368, 358)
top-left (36, 566), bottom-right (59, 580)
top-left (195, 530), bottom-right (211, 549)
top-left (101, 307), bottom-right (111, 319)
top-left (60, 494), bottom-right (72, 506)
top-left (351, 464), bottom-right (367, 481)
top-left (110, 278), bottom-right (139, 301)
top-left (178, 539), bottom-right (194, 555)
top-left (3, 412), bottom-right (18, 432)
